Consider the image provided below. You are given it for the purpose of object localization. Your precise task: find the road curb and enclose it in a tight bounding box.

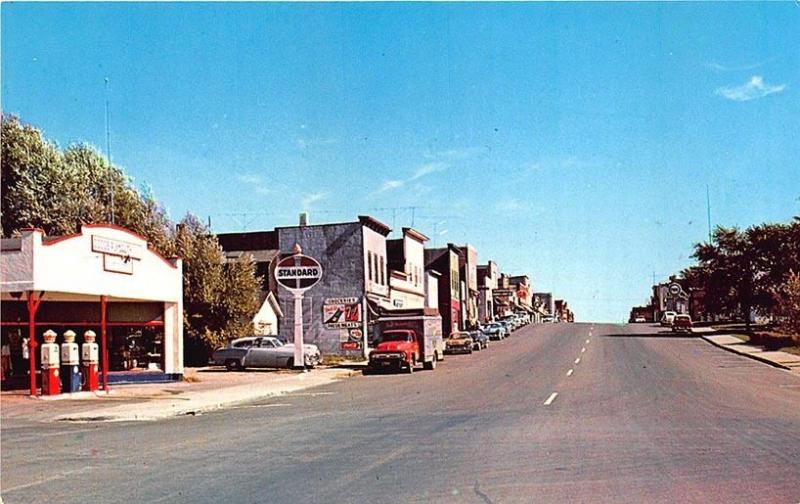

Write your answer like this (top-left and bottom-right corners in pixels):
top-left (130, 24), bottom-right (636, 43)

top-left (53, 368), bottom-right (359, 423)
top-left (700, 335), bottom-right (792, 371)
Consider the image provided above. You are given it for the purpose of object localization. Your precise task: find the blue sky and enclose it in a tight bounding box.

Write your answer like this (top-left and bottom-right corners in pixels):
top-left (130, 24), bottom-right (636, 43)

top-left (3, 3), bottom-right (799, 322)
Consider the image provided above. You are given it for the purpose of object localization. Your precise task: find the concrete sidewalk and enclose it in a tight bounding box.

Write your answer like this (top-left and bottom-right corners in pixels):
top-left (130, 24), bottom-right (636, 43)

top-left (700, 333), bottom-right (800, 375)
top-left (0, 364), bottom-right (364, 423)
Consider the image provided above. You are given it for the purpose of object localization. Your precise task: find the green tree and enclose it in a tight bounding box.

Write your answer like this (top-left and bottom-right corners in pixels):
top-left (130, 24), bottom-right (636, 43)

top-left (176, 214), bottom-right (261, 365)
top-left (2, 114), bottom-right (262, 366)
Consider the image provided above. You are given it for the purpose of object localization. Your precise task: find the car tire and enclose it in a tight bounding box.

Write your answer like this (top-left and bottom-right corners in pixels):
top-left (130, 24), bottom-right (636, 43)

top-left (286, 357), bottom-right (295, 369)
top-left (424, 356), bottom-right (436, 371)
top-left (225, 359), bottom-right (241, 372)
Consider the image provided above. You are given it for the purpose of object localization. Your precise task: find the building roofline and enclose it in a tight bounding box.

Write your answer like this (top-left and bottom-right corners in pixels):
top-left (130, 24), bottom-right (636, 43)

top-left (402, 227), bottom-right (429, 243)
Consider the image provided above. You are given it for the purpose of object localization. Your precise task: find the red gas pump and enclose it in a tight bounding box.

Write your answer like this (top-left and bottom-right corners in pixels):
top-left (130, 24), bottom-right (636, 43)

top-left (81, 330), bottom-right (99, 392)
top-left (40, 330), bottom-right (61, 396)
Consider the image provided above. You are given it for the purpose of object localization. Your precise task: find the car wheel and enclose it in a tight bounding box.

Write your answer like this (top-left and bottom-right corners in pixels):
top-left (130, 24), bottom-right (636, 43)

top-left (225, 359), bottom-right (241, 371)
top-left (286, 357), bottom-right (295, 369)
top-left (424, 356), bottom-right (436, 371)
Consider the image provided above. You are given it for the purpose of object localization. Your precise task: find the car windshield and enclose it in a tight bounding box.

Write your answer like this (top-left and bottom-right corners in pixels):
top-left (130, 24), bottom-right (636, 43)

top-left (381, 332), bottom-right (412, 342)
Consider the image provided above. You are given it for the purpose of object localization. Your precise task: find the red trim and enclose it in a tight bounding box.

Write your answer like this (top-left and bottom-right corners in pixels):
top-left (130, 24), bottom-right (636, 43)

top-left (26, 291), bottom-right (44, 396)
top-left (20, 227), bottom-right (45, 234)
top-left (41, 233), bottom-right (80, 246)
top-left (83, 223), bottom-right (150, 242)
top-left (37, 223), bottom-right (180, 270)
top-left (101, 295), bottom-right (109, 393)
top-left (0, 321), bottom-right (164, 327)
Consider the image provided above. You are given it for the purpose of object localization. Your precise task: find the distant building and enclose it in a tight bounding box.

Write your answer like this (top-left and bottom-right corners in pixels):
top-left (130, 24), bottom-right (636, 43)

top-left (493, 273), bottom-right (518, 318)
top-left (455, 244), bottom-right (479, 329)
top-left (533, 292), bottom-right (554, 317)
top-left (425, 244), bottom-right (463, 335)
top-left (386, 228), bottom-right (429, 310)
top-left (218, 215), bottom-right (393, 357)
top-left (477, 261), bottom-right (499, 323)
top-left (555, 299), bottom-right (574, 323)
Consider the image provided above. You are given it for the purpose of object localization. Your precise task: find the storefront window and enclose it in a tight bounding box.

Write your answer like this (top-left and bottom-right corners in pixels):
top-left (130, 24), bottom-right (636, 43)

top-left (109, 327), bottom-right (163, 371)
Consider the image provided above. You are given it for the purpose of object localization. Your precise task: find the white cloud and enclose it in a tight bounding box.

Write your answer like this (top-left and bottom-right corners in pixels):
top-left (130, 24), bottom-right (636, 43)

top-left (423, 146), bottom-right (489, 161)
top-left (715, 75), bottom-right (786, 102)
top-left (410, 162), bottom-right (448, 181)
top-left (236, 173), bottom-right (262, 185)
top-left (495, 198), bottom-right (525, 212)
top-left (376, 180), bottom-right (405, 193)
top-left (706, 57), bottom-right (775, 73)
top-left (301, 191), bottom-right (329, 207)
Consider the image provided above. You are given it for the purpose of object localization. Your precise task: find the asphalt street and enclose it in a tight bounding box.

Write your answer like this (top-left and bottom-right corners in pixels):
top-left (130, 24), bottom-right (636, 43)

top-left (2, 323), bottom-right (799, 503)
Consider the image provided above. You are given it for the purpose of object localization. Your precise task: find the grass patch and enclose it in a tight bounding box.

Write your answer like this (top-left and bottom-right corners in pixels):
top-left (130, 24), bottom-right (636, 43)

top-left (714, 324), bottom-right (800, 356)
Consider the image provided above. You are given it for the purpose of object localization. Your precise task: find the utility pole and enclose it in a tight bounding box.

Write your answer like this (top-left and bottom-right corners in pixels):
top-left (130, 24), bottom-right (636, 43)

top-left (104, 77), bottom-right (115, 224)
top-left (706, 184), bottom-right (712, 244)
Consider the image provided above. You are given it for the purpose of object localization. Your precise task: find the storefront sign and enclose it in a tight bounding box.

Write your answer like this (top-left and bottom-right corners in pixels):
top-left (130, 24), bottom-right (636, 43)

top-left (323, 298), bottom-right (362, 329)
top-left (274, 254), bottom-right (322, 292)
top-left (103, 254), bottom-right (134, 274)
top-left (92, 235), bottom-right (143, 260)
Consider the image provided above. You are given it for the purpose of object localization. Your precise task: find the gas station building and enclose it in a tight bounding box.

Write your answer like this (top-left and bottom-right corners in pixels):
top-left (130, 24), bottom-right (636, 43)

top-left (0, 224), bottom-right (184, 394)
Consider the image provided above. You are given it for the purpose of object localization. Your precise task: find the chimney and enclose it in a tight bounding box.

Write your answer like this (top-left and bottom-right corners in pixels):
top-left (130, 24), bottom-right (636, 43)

top-left (299, 212), bottom-right (309, 227)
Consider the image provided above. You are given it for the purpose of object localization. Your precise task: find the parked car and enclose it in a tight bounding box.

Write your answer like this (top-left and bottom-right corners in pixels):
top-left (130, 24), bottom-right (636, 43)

top-left (212, 336), bottom-right (321, 370)
top-left (671, 314), bottom-right (693, 333)
top-left (469, 328), bottom-right (490, 351)
top-left (483, 322), bottom-right (507, 340)
top-left (500, 320), bottom-right (515, 334)
top-left (542, 316), bottom-right (554, 324)
top-left (660, 311), bottom-right (677, 327)
top-left (445, 331), bottom-right (474, 354)
top-left (634, 316), bottom-right (647, 323)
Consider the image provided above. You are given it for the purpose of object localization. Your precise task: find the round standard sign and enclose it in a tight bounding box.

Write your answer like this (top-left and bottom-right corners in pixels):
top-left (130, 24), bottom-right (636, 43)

top-left (275, 254), bottom-right (322, 292)
top-left (668, 283), bottom-right (682, 296)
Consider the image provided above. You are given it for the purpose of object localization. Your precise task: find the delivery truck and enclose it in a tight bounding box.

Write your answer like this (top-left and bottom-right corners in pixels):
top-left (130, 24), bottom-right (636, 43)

top-left (368, 310), bottom-right (444, 373)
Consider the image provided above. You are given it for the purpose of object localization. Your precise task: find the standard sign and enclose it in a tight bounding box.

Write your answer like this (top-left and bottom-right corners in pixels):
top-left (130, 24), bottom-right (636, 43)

top-left (275, 254), bottom-right (322, 291)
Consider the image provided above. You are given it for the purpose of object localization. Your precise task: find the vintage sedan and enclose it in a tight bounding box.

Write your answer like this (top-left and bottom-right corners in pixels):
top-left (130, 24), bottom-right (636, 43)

top-left (469, 328), bottom-right (490, 351)
top-left (483, 322), bottom-right (508, 340)
top-left (445, 331), bottom-right (474, 354)
top-left (212, 336), bottom-right (322, 370)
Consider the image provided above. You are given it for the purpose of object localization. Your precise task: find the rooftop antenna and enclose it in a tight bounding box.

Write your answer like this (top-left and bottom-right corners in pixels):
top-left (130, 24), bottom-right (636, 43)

top-left (104, 77), bottom-right (115, 224)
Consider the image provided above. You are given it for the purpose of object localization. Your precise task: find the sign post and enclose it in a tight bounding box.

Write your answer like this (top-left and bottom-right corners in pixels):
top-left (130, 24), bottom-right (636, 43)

top-left (274, 245), bottom-right (322, 370)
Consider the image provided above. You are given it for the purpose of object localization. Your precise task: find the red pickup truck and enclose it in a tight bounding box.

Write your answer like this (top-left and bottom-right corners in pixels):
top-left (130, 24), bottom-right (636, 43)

top-left (367, 313), bottom-right (444, 374)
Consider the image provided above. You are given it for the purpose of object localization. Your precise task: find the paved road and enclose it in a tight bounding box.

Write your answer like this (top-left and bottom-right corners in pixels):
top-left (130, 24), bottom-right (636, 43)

top-left (3, 323), bottom-right (800, 503)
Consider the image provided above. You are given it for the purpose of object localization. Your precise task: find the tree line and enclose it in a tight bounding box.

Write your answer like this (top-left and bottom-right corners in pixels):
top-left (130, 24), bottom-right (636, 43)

top-left (681, 218), bottom-right (800, 334)
top-left (1, 115), bottom-right (261, 364)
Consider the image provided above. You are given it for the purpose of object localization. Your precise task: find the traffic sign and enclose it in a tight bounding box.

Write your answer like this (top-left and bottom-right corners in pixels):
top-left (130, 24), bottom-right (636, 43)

top-left (668, 283), bottom-right (682, 296)
top-left (275, 254), bottom-right (322, 292)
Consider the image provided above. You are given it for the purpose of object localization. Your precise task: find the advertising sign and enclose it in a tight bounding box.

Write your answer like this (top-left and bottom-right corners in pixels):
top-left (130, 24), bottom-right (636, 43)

top-left (323, 297), bottom-right (362, 329)
top-left (275, 254), bottom-right (323, 292)
top-left (341, 328), bottom-right (363, 350)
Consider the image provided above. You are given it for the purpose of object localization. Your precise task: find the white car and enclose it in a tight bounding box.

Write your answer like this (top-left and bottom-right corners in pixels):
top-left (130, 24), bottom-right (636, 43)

top-left (212, 336), bottom-right (321, 370)
top-left (660, 311), bottom-right (677, 327)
